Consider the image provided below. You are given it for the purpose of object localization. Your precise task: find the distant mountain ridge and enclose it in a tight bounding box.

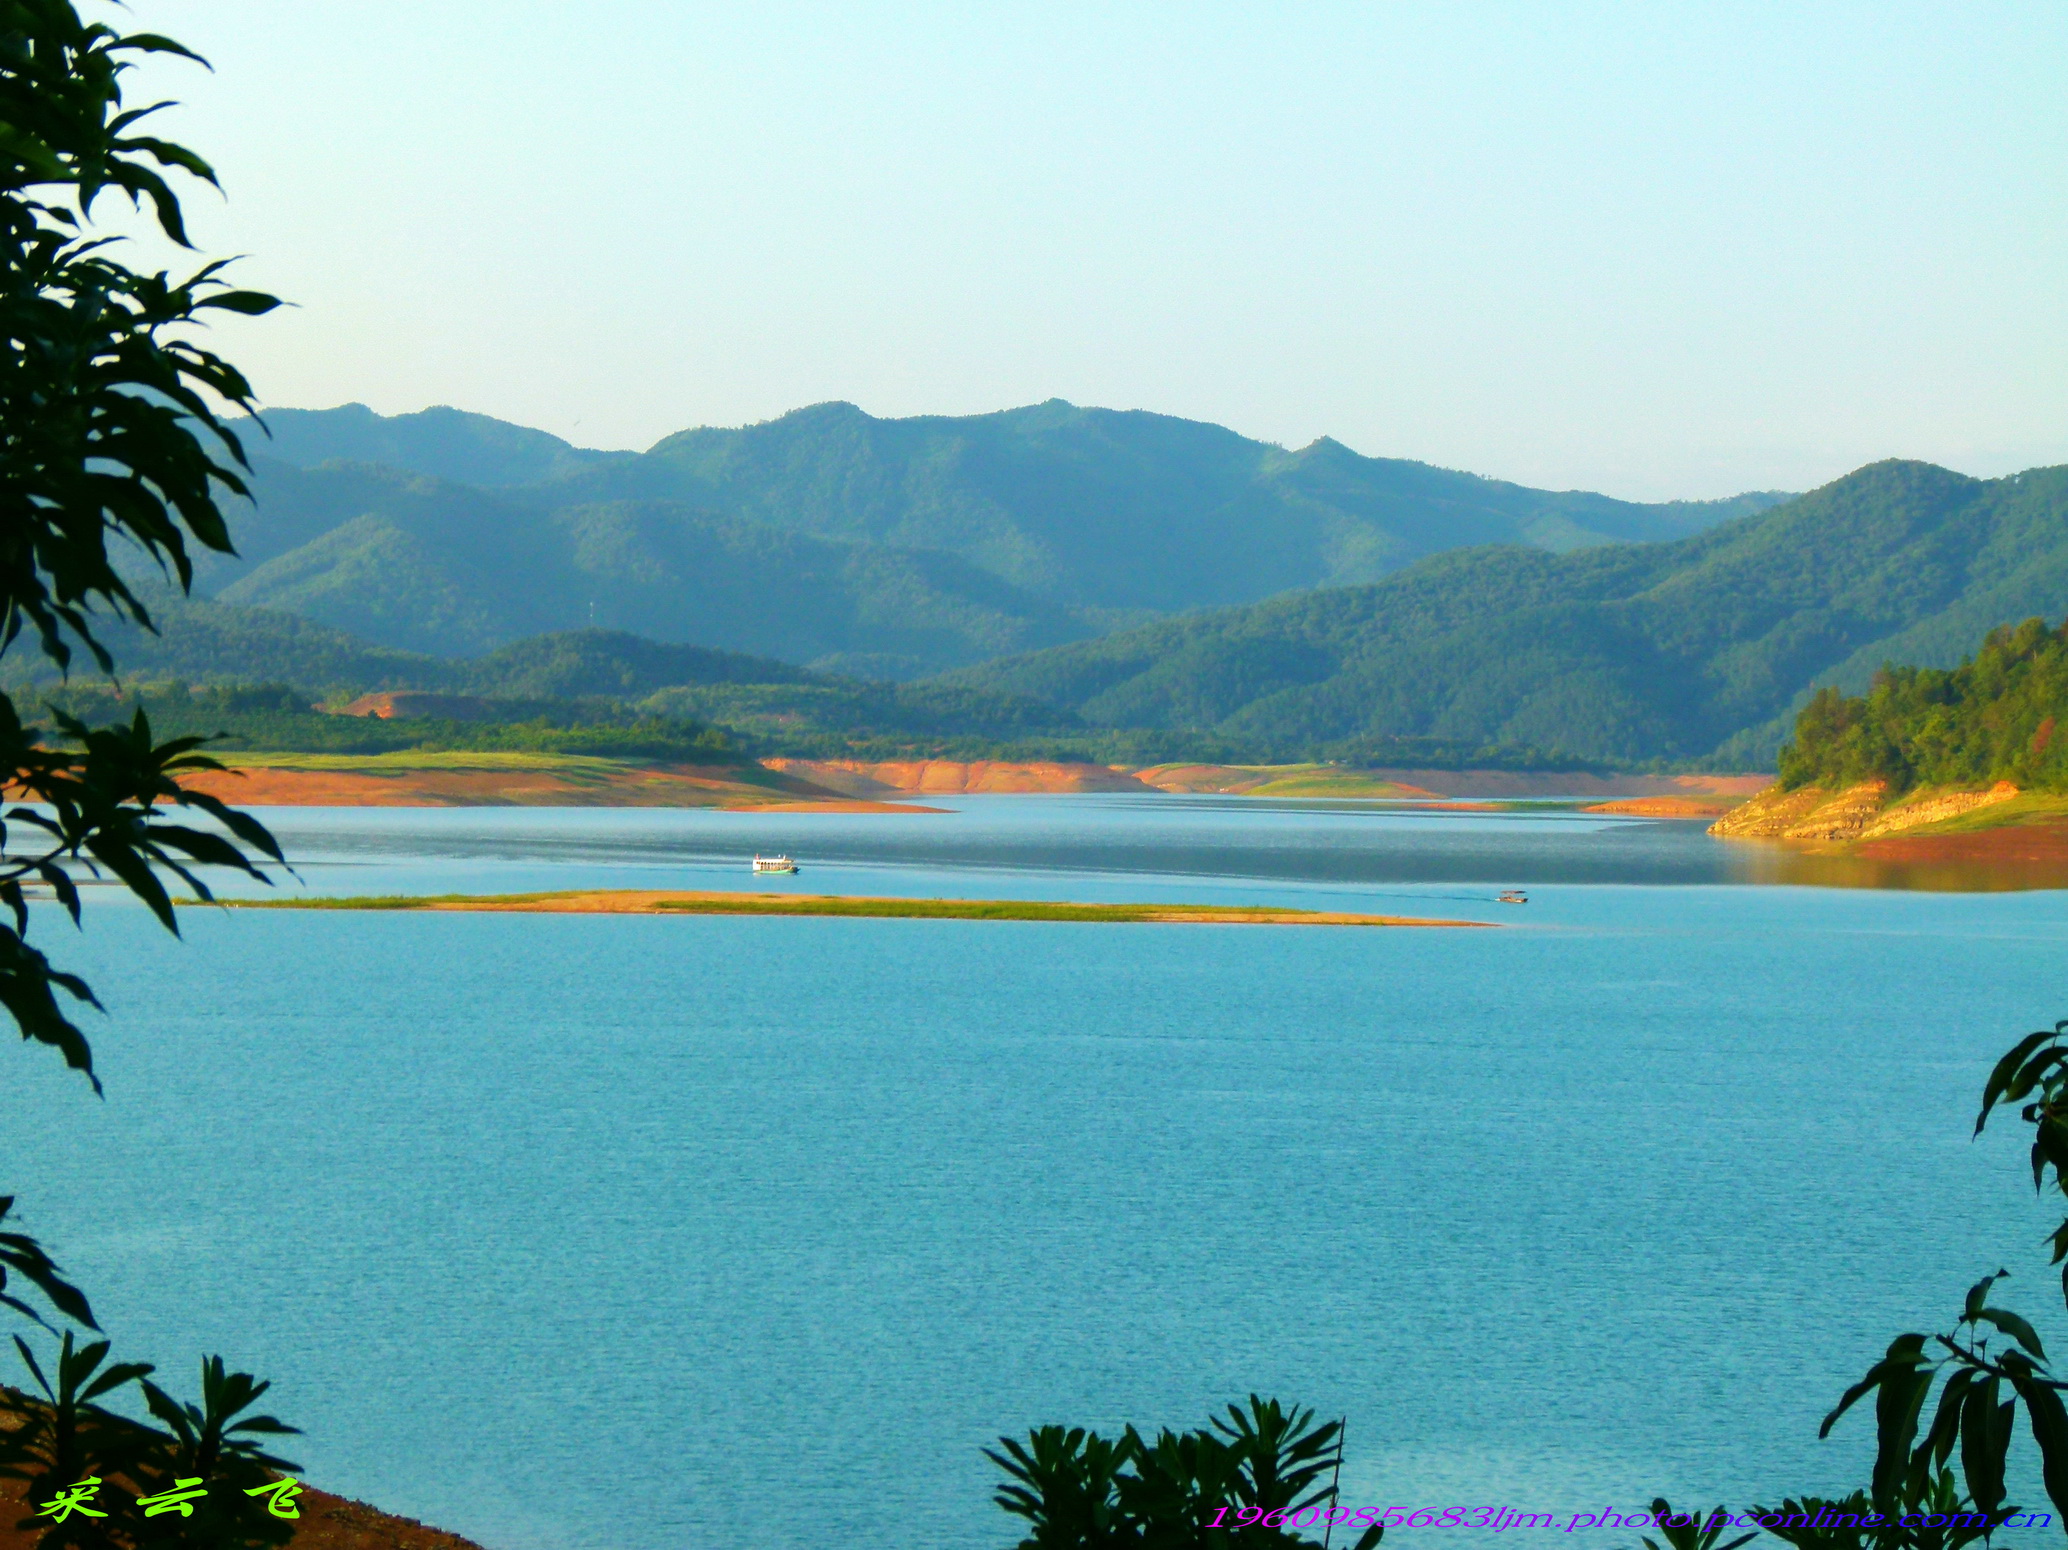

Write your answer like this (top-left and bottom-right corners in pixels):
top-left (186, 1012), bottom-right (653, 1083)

top-left (47, 456), bottom-right (2068, 771)
top-left (194, 458), bottom-right (1093, 677)
top-left (248, 402), bottom-right (617, 487)
top-left (223, 400), bottom-right (1790, 674)
top-left (943, 460), bottom-right (2068, 766)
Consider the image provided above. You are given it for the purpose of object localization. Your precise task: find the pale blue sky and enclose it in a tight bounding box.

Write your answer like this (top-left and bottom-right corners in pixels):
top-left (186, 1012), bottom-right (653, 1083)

top-left (119, 1), bottom-right (2065, 499)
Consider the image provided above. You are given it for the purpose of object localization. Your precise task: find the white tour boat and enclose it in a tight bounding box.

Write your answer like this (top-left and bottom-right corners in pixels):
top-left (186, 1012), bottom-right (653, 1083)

top-left (752, 854), bottom-right (799, 875)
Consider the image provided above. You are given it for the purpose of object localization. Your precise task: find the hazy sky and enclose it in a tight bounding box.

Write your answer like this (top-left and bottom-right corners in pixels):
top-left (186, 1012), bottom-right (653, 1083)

top-left (117, 1), bottom-right (2065, 500)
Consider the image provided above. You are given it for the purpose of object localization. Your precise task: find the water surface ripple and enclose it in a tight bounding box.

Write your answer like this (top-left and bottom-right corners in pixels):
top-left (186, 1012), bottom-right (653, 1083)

top-left (4, 798), bottom-right (2064, 1550)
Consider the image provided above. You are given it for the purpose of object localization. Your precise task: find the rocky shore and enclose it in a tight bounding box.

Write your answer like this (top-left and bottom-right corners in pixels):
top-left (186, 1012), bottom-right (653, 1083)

top-left (1710, 780), bottom-right (2023, 843)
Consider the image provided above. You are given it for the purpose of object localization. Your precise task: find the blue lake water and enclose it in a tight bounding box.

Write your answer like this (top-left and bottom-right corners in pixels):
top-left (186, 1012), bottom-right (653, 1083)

top-left (6, 795), bottom-right (2068, 1550)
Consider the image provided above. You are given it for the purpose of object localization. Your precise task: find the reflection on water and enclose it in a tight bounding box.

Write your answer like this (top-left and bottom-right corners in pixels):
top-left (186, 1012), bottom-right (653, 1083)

top-left (1721, 839), bottom-right (2068, 892)
top-left (235, 795), bottom-right (2068, 895)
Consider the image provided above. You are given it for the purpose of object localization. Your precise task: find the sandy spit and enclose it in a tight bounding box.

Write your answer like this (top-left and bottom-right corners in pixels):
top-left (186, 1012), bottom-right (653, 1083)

top-left (209, 889), bottom-right (1491, 927)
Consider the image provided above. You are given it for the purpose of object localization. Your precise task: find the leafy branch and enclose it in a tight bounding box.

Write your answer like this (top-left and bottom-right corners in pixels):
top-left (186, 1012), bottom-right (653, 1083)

top-left (1811, 1019), bottom-right (2068, 1533)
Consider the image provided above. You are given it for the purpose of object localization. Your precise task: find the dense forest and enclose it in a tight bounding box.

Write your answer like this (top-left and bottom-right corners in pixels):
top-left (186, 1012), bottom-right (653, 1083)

top-left (34, 682), bottom-right (746, 761)
top-left (37, 454), bottom-right (2068, 773)
top-left (32, 676), bottom-right (1587, 772)
top-left (952, 460), bottom-right (2068, 766)
top-left (1778, 615), bottom-right (2068, 792)
top-left (209, 399), bottom-right (1774, 675)
top-left (13, 612), bottom-right (1589, 769)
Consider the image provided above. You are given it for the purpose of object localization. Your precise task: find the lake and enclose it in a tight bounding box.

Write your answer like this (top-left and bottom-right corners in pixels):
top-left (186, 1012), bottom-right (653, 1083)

top-left (5, 795), bottom-right (2067, 1550)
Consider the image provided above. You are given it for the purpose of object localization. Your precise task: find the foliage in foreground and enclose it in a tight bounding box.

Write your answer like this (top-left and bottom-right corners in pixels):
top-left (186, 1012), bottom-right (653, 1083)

top-left (1780, 617), bottom-right (2068, 794)
top-left (989, 1397), bottom-right (1379, 1550)
top-left (0, 1339), bottom-right (298, 1548)
top-left (0, 1), bottom-right (303, 1543)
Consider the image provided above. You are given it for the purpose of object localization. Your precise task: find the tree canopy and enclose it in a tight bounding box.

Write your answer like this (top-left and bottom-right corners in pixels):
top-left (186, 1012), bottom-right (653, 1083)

top-left (1779, 617), bottom-right (2068, 792)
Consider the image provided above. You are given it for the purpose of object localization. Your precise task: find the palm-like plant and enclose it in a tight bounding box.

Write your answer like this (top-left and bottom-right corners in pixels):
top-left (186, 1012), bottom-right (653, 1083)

top-left (989, 1395), bottom-right (1382, 1549)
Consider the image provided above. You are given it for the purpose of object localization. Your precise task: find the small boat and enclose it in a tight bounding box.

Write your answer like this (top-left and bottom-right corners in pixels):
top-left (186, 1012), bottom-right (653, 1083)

top-left (752, 854), bottom-right (799, 875)
top-left (1497, 889), bottom-right (1528, 905)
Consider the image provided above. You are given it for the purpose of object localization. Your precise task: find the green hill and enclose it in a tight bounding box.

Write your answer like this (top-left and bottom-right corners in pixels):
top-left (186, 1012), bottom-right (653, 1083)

top-left (0, 597), bottom-right (834, 699)
top-left (940, 461), bottom-right (2068, 767)
top-left (6, 591), bottom-right (446, 693)
top-left (625, 399), bottom-right (1784, 611)
top-left (201, 459), bottom-right (1093, 675)
top-left (240, 403), bottom-right (617, 487)
top-left (53, 457), bottom-right (2068, 771)
top-left (217, 400), bottom-right (1786, 674)
top-left (4, 602), bottom-right (1117, 760)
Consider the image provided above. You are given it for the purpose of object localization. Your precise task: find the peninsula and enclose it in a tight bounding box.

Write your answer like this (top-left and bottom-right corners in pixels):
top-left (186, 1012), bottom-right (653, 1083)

top-left (1710, 616), bottom-right (2068, 863)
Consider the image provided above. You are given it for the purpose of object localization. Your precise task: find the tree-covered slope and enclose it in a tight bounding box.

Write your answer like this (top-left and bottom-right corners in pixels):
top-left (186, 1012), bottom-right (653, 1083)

top-left (941, 461), bottom-right (2068, 766)
top-left (614, 399), bottom-right (1785, 607)
top-left (2, 591), bottom-right (447, 693)
top-left (1778, 615), bottom-right (2068, 792)
top-left (0, 597), bottom-right (823, 698)
top-left (203, 459), bottom-right (1096, 674)
top-left (2, 602), bottom-right (1104, 759)
top-left (230, 401), bottom-right (1785, 663)
top-left (238, 403), bottom-right (619, 487)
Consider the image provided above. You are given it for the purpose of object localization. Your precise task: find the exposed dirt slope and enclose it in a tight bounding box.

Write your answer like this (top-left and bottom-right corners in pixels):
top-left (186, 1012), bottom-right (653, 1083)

top-left (765, 760), bottom-right (1772, 801)
top-left (180, 754), bottom-right (931, 810)
top-left (1382, 771), bottom-right (1770, 799)
top-left (1582, 796), bottom-right (1734, 818)
top-left (1711, 781), bottom-right (2020, 842)
top-left (151, 754), bottom-right (1778, 810)
top-left (1127, 765), bottom-right (1438, 797)
top-left (761, 758), bottom-right (1151, 794)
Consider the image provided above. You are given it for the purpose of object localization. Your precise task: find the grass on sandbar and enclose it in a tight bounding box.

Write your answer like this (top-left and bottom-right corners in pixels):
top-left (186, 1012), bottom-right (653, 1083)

top-left (183, 892), bottom-right (1422, 924)
top-left (188, 892), bottom-right (570, 910)
top-left (652, 896), bottom-right (1178, 921)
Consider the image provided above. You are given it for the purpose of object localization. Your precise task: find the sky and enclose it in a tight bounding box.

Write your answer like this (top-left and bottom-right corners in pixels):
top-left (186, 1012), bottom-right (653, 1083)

top-left (114, 1), bottom-right (2067, 500)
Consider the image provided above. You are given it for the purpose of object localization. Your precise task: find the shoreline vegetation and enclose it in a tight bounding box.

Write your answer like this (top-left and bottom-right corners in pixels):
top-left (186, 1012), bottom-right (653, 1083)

top-left (181, 889), bottom-right (1491, 927)
top-left (1712, 617), bottom-right (2068, 860)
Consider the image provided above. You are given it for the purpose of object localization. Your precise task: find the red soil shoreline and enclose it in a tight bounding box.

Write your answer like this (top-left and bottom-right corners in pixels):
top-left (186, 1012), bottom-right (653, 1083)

top-left (177, 763), bottom-right (938, 811)
top-left (0, 1476), bottom-right (487, 1550)
top-left (179, 758), bottom-right (1777, 810)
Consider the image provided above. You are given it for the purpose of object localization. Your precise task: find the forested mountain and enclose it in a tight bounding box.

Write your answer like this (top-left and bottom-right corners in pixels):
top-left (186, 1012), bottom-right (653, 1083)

top-left (5, 599), bottom-right (830, 699)
top-left (218, 401), bottom-right (1784, 673)
top-left (621, 400), bottom-right (1783, 608)
top-left (249, 403), bottom-right (617, 487)
top-left (74, 450), bottom-right (2068, 770)
top-left (78, 451), bottom-right (2068, 770)
top-left (943, 461), bottom-right (2068, 766)
top-left (195, 458), bottom-right (1091, 676)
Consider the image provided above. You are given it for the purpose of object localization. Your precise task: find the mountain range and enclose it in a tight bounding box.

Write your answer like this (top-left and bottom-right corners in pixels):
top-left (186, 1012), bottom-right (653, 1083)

top-left (946, 460), bottom-right (2068, 765)
top-left (200, 400), bottom-right (1787, 677)
top-left (65, 399), bottom-right (2068, 770)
